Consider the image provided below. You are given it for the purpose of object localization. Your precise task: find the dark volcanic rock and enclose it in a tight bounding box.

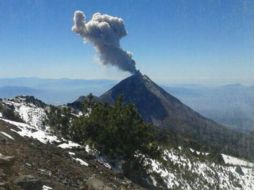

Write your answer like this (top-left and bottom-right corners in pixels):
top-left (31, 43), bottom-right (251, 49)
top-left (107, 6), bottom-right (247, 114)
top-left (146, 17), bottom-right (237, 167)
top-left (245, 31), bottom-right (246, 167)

top-left (0, 154), bottom-right (15, 166)
top-left (101, 71), bottom-right (168, 126)
top-left (14, 175), bottom-right (43, 190)
top-left (0, 133), bottom-right (9, 145)
top-left (235, 166), bottom-right (244, 175)
top-left (86, 176), bottom-right (113, 190)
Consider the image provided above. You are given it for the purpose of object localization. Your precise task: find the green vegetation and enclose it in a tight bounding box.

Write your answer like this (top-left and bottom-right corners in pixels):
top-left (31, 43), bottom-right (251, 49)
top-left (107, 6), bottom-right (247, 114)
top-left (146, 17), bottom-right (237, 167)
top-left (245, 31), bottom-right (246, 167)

top-left (20, 96), bottom-right (46, 108)
top-left (45, 93), bottom-right (254, 163)
top-left (45, 106), bottom-right (72, 138)
top-left (0, 101), bottom-right (23, 122)
top-left (46, 95), bottom-right (160, 160)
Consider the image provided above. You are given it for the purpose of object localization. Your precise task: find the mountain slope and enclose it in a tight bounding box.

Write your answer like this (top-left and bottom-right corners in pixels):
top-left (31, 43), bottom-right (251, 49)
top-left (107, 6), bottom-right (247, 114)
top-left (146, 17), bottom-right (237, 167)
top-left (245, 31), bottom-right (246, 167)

top-left (1, 96), bottom-right (254, 190)
top-left (100, 72), bottom-right (254, 160)
top-left (0, 120), bottom-right (145, 190)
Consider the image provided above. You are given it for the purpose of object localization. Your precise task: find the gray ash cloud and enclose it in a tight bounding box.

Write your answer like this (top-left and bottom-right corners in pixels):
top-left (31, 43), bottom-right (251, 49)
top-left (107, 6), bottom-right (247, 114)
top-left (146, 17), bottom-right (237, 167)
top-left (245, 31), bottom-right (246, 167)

top-left (72, 11), bottom-right (137, 74)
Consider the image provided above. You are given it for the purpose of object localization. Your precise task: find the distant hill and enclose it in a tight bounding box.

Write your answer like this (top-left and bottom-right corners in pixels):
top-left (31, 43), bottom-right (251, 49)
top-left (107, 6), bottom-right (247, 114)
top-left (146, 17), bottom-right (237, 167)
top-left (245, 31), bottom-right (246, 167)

top-left (164, 84), bottom-right (254, 133)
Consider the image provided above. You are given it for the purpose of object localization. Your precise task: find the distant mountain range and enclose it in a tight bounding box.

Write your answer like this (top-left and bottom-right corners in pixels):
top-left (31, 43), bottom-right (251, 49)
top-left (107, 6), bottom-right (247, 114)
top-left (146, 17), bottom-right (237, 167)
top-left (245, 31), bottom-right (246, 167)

top-left (164, 84), bottom-right (254, 133)
top-left (0, 86), bottom-right (41, 97)
top-left (0, 78), bottom-right (115, 104)
top-left (0, 77), bottom-right (253, 133)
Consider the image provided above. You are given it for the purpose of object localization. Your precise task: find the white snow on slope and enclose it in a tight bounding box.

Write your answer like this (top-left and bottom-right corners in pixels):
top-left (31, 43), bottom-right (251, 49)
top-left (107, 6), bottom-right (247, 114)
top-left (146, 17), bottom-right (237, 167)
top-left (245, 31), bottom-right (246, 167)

top-left (0, 97), bottom-right (106, 170)
top-left (42, 185), bottom-right (53, 190)
top-left (1, 119), bottom-right (59, 144)
top-left (1, 117), bottom-right (92, 169)
top-left (142, 148), bottom-right (254, 190)
top-left (97, 156), bottom-right (112, 169)
top-left (68, 152), bottom-right (75, 156)
top-left (189, 148), bottom-right (209, 156)
top-left (0, 131), bottom-right (15, 140)
top-left (222, 153), bottom-right (254, 167)
top-left (73, 157), bottom-right (89, 166)
top-left (58, 141), bottom-right (81, 149)
top-left (3, 97), bottom-right (46, 129)
top-left (1, 97), bottom-right (60, 144)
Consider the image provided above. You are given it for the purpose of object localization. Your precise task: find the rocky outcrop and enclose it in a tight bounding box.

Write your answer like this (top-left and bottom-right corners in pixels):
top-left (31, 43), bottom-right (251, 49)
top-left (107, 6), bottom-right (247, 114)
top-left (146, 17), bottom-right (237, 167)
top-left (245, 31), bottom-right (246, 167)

top-left (14, 175), bottom-right (43, 190)
top-left (0, 154), bottom-right (15, 166)
top-left (85, 176), bottom-right (113, 190)
top-left (0, 153), bottom-right (15, 189)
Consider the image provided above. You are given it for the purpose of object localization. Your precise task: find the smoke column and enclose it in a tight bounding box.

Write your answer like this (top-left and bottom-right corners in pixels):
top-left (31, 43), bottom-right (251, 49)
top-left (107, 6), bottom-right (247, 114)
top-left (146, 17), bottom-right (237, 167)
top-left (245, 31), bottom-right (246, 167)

top-left (72, 11), bottom-right (137, 74)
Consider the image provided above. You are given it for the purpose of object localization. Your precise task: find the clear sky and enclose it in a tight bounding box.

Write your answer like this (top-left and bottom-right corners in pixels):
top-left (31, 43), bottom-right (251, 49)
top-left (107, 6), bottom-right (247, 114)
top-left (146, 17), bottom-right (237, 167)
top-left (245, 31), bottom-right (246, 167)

top-left (0, 0), bottom-right (253, 85)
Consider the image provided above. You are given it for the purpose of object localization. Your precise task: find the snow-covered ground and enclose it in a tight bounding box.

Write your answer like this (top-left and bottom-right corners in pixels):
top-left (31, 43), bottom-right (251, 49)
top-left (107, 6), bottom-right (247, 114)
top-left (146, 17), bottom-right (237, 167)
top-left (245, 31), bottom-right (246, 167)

top-left (58, 141), bottom-right (81, 149)
top-left (2, 118), bottom-right (60, 144)
top-left (142, 148), bottom-right (254, 190)
top-left (0, 97), bottom-right (112, 171)
top-left (73, 157), bottom-right (89, 166)
top-left (2, 97), bottom-right (46, 129)
top-left (221, 153), bottom-right (254, 167)
top-left (1, 97), bottom-right (60, 144)
top-left (42, 185), bottom-right (53, 190)
top-left (189, 148), bottom-right (209, 156)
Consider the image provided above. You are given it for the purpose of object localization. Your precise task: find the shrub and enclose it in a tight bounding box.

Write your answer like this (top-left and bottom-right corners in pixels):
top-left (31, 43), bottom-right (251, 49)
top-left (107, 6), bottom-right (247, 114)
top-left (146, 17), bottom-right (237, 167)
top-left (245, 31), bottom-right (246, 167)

top-left (46, 95), bottom-right (160, 160)
top-left (70, 96), bottom-right (160, 160)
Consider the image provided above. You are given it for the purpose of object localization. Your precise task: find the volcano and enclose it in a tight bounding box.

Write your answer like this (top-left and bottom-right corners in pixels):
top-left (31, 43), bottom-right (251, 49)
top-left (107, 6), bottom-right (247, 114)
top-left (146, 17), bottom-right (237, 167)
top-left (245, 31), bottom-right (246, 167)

top-left (101, 71), bottom-right (222, 130)
top-left (99, 71), bottom-right (254, 158)
top-left (101, 71), bottom-right (205, 128)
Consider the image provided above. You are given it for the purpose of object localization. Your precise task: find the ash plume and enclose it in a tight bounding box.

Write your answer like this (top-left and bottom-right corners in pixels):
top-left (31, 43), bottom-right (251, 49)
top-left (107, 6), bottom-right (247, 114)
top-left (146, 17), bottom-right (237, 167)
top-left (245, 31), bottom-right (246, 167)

top-left (72, 11), bottom-right (137, 74)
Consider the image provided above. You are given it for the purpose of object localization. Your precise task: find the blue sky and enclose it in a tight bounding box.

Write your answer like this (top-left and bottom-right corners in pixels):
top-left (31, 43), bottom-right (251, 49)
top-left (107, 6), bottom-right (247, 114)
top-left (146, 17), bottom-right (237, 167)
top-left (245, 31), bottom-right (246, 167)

top-left (0, 0), bottom-right (253, 85)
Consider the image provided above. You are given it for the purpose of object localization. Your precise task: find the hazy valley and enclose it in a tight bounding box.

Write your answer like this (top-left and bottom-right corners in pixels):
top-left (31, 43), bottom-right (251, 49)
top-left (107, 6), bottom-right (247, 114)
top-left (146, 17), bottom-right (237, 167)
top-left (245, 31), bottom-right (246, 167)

top-left (1, 77), bottom-right (253, 133)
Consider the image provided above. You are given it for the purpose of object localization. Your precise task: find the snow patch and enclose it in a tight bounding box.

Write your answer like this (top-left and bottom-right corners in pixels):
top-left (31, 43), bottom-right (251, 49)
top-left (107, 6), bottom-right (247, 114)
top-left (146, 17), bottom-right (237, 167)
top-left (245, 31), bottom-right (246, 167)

top-left (73, 157), bottom-right (89, 166)
top-left (189, 148), bottom-right (209, 156)
top-left (140, 148), bottom-right (254, 190)
top-left (42, 185), bottom-right (53, 190)
top-left (97, 156), bottom-right (112, 169)
top-left (68, 152), bottom-right (75, 156)
top-left (221, 153), bottom-right (254, 167)
top-left (0, 131), bottom-right (15, 140)
top-left (57, 141), bottom-right (81, 149)
top-left (1, 118), bottom-right (59, 144)
top-left (3, 98), bottom-right (46, 129)
top-left (150, 176), bottom-right (157, 187)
